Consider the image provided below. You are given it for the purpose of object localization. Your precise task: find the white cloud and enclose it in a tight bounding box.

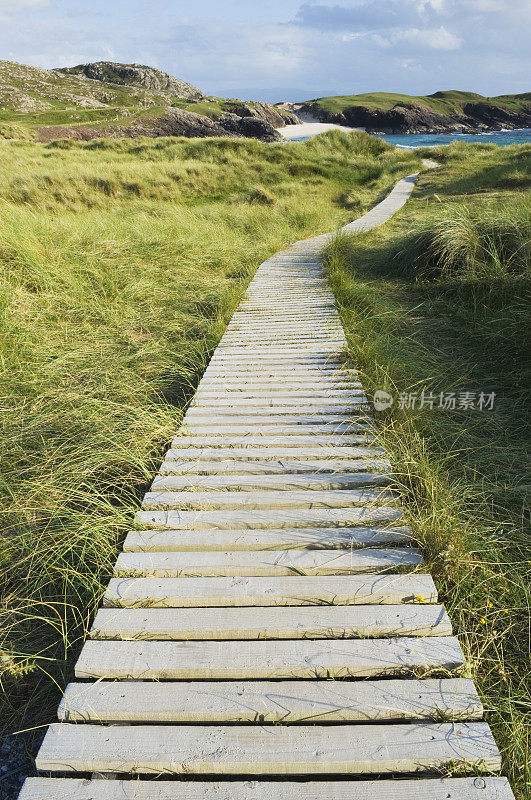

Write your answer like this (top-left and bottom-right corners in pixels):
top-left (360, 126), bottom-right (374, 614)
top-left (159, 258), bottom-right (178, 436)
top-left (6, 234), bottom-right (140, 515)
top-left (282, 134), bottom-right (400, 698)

top-left (390, 24), bottom-right (462, 49)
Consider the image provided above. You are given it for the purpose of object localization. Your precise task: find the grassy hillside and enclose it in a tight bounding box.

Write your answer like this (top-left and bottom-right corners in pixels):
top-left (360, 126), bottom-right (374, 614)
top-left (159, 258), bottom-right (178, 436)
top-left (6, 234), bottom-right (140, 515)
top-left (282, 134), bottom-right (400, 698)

top-left (0, 60), bottom-right (191, 114)
top-left (0, 130), bottom-right (421, 795)
top-left (302, 89), bottom-right (531, 116)
top-left (0, 61), bottom-right (294, 141)
top-left (325, 141), bottom-right (530, 798)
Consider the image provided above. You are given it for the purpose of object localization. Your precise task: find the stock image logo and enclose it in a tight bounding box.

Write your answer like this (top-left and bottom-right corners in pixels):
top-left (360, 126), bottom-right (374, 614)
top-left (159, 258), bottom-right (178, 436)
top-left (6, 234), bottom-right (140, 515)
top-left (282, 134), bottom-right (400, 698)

top-left (373, 389), bottom-right (496, 412)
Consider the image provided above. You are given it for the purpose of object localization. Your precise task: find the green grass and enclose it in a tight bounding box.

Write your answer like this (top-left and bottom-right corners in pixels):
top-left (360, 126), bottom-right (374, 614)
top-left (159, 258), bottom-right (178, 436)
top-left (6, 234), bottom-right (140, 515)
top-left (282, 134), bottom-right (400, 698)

top-left (0, 131), bottom-right (421, 776)
top-left (325, 141), bottom-right (530, 798)
top-left (301, 89), bottom-right (531, 117)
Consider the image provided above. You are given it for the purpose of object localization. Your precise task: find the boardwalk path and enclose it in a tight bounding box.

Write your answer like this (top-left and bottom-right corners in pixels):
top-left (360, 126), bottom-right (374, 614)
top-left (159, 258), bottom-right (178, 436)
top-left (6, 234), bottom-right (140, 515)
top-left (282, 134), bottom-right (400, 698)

top-left (21, 167), bottom-right (515, 799)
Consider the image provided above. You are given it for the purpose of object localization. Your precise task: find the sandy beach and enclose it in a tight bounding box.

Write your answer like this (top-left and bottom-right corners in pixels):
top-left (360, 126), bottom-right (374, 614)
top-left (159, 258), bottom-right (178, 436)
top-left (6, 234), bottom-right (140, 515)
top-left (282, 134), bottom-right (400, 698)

top-left (277, 121), bottom-right (359, 139)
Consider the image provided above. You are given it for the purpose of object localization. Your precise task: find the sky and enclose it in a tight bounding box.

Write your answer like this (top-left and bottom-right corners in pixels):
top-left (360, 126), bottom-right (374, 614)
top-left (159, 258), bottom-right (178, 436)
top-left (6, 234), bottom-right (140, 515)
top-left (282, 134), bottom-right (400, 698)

top-left (0, 0), bottom-right (529, 102)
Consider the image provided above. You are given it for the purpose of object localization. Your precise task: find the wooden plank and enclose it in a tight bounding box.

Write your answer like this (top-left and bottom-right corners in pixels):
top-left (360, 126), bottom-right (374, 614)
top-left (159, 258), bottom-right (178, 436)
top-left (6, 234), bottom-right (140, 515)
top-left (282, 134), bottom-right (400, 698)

top-left (202, 368), bottom-right (351, 376)
top-left (150, 472), bottom-right (391, 491)
top-left (181, 414), bottom-right (369, 425)
top-left (140, 488), bottom-right (396, 511)
top-left (184, 411), bottom-right (369, 422)
top-left (163, 447), bottom-right (386, 461)
top-left (89, 604), bottom-right (449, 640)
top-left (189, 398), bottom-right (365, 407)
top-left (170, 435), bottom-right (373, 449)
top-left (123, 525), bottom-right (411, 552)
top-left (103, 573), bottom-right (437, 607)
top-left (17, 777), bottom-right (518, 800)
top-left (183, 414), bottom-right (370, 424)
top-left (113, 548), bottom-right (422, 577)
top-left (183, 415), bottom-right (368, 426)
top-left (197, 379), bottom-right (357, 387)
top-left (180, 425), bottom-right (368, 436)
top-left (157, 458), bottom-right (392, 475)
top-left (58, 677), bottom-right (480, 723)
top-left (75, 636), bottom-right (465, 681)
top-left (36, 721), bottom-right (500, 775)
top-left (195, 390), bottom-right (363, 398)
top-left (134, 506), bottom-right (403, 530)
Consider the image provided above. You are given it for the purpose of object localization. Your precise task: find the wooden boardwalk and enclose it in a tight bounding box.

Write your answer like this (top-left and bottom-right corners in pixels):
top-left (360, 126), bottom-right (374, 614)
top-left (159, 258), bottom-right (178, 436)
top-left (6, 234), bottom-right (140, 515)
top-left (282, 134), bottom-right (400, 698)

top-left (20, 172), bottom-right (515, 799)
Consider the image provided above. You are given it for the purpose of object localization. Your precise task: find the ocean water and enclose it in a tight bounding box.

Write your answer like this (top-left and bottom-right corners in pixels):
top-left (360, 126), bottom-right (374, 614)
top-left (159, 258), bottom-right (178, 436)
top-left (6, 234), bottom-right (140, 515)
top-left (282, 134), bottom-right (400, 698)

top-left (378, 128), bottom-right (531, 148)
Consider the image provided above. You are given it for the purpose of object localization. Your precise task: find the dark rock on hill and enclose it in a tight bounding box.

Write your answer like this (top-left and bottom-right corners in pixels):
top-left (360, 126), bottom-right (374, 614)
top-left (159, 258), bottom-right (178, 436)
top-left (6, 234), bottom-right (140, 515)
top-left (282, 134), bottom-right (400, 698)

top-left (56, 62), bottom-right (204, 100)
top-left (305, 101), bottom-right (531, 134)
top-left (217, 113), bottom-right (282, 142)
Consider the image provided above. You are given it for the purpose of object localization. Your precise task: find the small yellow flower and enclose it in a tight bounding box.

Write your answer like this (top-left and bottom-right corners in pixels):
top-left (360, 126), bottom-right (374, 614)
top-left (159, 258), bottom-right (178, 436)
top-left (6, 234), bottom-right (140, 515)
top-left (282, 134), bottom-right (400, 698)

top-left (415, 595), bottom-right (427, 603)
top-left (479, 618), bottom-right (486, 625)
top-left (503, 609), bottom-right (509, 613)
top-left (488, 602), bottom-right (493, 608)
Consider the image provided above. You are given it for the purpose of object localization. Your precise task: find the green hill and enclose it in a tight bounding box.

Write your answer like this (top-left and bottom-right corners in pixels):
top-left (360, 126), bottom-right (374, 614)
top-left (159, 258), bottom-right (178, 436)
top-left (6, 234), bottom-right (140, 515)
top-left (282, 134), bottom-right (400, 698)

top-left (296, 90), bottom-right (531, 133)
top-left (0, 61), bottom-right (297, 141)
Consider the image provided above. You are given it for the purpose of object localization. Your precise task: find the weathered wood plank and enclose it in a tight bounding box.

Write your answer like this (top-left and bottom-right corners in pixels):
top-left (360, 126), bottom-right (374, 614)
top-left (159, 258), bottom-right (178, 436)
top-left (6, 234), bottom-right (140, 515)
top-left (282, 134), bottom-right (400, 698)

top-left (36, 722), bottom-right (500, 775)
top-left (156, 458), bottom-right (392, 475)
top-left (90, 604), bottom-right (449, 640)
top-left (189, 397), bottom-right (365, 407)
top-left (134, 506), bottom-right (403, 530)
top-left (113, 548), bottom-right (422, 577)
top-left (123, 525), bottom-right (411, 552)
top-left (17, 777), bottom-right (518, 800)
top-left (170, 435), bottom-right (373, 449)
top-left (140, 488), bottom-right (396, 511)
top-left (163, 446), bottom-right (386, 461)
top-left (151, 472), bottom-right (390, 491)
top-left (76, 636), bottom-right (465, 680)
top-left (58, 677), bottom-right (480, 723)
top-left (180, 424), bottom-right (369, 436)
top-left (183, 416), bottom-right (368, 427)
top-left (103, 573), bottom-right (436, 607)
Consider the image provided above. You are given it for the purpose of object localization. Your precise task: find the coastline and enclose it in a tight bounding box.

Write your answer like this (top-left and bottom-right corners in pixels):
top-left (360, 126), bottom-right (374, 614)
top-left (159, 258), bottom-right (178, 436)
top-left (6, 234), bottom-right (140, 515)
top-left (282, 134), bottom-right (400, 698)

top-left (276, 122), bottom-right (531, 147)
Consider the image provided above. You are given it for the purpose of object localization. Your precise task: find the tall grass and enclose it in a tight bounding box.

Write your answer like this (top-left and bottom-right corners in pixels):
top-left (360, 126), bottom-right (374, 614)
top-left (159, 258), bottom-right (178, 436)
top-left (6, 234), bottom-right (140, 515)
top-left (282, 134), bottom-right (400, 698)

top-left (0, 131), bottom-right (422, 787)
top-left (393, 199), bottom-right (530, 280)
top-left (325, 142), bottom-right (530, 798)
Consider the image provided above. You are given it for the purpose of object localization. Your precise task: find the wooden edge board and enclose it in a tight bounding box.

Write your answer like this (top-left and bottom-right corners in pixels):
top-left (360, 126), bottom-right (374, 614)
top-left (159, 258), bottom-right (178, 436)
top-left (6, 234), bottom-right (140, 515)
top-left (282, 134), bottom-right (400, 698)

top-left (17, 777), bottom-right (517, 800)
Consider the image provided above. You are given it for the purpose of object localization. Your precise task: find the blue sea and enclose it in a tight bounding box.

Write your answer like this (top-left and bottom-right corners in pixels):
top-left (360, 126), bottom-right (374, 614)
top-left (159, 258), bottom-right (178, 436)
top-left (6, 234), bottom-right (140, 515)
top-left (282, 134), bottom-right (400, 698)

top-left (378, 128), bottom-right (531, 148)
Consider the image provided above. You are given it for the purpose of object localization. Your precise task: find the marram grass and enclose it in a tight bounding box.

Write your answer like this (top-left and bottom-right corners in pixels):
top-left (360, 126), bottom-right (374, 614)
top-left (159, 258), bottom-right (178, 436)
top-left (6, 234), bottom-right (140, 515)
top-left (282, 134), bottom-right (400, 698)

top-left (325, 141), bottom-right (530, 799)
top-left (0, 132), bottom-right (421, 758)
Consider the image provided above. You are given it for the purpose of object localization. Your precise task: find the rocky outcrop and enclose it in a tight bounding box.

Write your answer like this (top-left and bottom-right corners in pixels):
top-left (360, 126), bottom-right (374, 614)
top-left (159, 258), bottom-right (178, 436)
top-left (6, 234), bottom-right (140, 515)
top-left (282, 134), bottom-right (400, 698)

top-left (300, 98), bottom-right (531, 134)
top-left (0, 59), bottom-right (203, 113)
top-left (223, 100), bottom-right (299, 127)
top-left (36, 108), bottom-right (282, 143)
top-left (217, 113), bottom-right (282, 142)
top-left (56, 62), bottom-right (204, 100)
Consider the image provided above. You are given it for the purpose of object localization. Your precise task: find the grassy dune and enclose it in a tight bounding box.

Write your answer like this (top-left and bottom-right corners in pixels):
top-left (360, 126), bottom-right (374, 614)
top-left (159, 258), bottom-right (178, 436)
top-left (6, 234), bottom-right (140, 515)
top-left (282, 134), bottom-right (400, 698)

top-left (0, 132), bottom-right (421, 764)
top-left (325, 141), bottom-right (530, 798)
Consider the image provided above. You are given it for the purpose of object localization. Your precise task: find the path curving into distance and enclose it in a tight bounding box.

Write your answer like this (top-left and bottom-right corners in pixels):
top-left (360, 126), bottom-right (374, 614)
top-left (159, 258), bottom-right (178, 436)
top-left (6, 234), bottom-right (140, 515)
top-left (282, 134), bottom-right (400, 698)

top-left (20, 163), bottom-right (515, 800)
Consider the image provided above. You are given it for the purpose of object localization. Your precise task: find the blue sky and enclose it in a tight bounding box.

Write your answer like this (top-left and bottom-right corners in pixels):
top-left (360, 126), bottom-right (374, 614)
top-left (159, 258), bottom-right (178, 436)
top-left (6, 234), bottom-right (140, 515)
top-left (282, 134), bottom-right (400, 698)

top-left (0, 0), bottom-right (529, 101)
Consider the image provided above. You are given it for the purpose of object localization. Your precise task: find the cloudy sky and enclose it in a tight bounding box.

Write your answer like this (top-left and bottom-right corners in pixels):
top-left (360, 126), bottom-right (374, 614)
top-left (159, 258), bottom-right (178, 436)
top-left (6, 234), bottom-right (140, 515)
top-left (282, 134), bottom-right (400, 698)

top-left (0, 0), bottom-right (529, 101)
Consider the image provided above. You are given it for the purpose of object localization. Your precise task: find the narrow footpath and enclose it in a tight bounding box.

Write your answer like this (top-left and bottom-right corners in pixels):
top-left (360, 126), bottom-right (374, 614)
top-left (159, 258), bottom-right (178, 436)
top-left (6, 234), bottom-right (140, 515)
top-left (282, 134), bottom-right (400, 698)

top-left (20, 166), bottom-right (515, 800)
